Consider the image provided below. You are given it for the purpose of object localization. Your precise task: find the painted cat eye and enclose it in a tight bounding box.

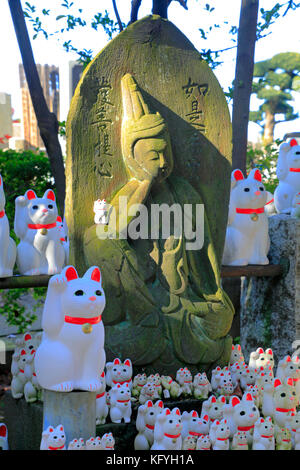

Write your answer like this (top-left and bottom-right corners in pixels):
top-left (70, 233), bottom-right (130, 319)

top-left (32, 205), bottom-right (38, 210)
top-left (95, 290), bottom-right (102, 296)
top-left (74, 290), bottom-right (84, 296)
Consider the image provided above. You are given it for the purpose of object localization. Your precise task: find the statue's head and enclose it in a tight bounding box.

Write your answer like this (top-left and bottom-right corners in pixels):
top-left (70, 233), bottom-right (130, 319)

top-left (121, 74), bottom-right (173, 183)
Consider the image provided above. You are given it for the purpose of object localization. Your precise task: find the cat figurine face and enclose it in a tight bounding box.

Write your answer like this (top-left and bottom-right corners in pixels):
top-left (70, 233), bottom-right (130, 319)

top-left (25, 189), bottom-right (58, 226)
top-left (107, 358), bottom-right (133, 387)
top-left (101, 433), bottom-right (115, 450)
top-left (68, 438), bottom-right (85, 450)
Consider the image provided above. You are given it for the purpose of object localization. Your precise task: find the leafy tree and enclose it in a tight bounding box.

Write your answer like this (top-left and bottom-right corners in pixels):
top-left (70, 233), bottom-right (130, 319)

top-left (250, 52), bottom-right (300, 144)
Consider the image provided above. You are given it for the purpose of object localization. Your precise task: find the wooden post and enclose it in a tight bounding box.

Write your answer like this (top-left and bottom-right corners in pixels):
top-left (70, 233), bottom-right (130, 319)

top-left (43, 390), bottom-right (96, 444)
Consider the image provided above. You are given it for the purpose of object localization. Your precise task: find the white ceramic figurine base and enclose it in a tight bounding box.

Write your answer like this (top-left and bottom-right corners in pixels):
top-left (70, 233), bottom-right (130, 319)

top-left (34, 265), bottom-right (106, 392)
top-left (222, 168), bottom-right (270, 266)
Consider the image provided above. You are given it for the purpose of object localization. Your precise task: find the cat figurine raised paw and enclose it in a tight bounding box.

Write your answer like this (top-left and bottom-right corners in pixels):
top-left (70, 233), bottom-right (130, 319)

top-left (34, 265), bottom-right (106, 392)
top-left (14, 189), bottom-right (65, 275)
top-left (0, 174), bottom-right (16, 277)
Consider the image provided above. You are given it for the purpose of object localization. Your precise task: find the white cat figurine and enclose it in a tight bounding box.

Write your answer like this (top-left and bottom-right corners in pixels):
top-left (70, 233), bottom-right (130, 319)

top-left (14, 189), bottom-right (65, 275)
top-left (0, 174), bottom-right (16, 277)
top-left (252, 416), bottom-right (275, 450)
top-left (68, 438), bottom-right (85, 450)
top-left (93, 199), bottom-right (109, 225)
top-left (34, 265), bottom-right (106, 392)
top-left (40, 425), bottom-right (66, 450)
top-left (274, 138), bottom-right (300, 213)
top-left (109, 382), bottom-right (132, 423)
top-left (105, 358), bottom-right (133, 389)
top-left (151, 408), bottom-right (183, 451)
top-left (209, 418), bottom-right (230, 450)
top-left (134, 400), bottom-right (164, 450)
top-left (222, 168), bottom-right (270, 266)
top-left (100, 433), bottom-right (115, 450)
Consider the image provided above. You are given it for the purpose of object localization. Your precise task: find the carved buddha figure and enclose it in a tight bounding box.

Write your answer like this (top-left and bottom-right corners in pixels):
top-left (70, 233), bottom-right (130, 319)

top-left (83, 73), bottom-right (234, 374)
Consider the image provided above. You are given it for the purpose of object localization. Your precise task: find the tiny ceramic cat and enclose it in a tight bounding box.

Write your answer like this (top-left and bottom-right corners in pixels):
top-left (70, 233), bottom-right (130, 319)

top-left (193, 373), bottom-right (212, 399)
top-left (56, 216), bottom-right (69, 265)
top-left (132, 373), bottom-right (147, 398)
top-left (209, 419), bottom-right (230, 451)
top-left (11, 348), bottom-right (27, 399)
top-left (14, 189), bottom-right (65, 275)
top-left (275, 428), bottom-right (292, 450)
top-left (139, 382), bottom-right (157, 405)
top-left (101, 433), bottom-right (115, 450)
top-left (146, 374), bottom-right (162, 399)
top-left (109, 382), bottom-right (132, 423)
top-left (231, 431), bottom-right (248, 450)
top-left (34, 265), bottom-right (106, 392)
top-left (85, 436), bottom-right (102, 450)
top-left (160, 375), bottom-right (182, 399)
top-left (252, 416), bottom-right (275, 450)
top-left (230, 344), bottom-right (244, 366)
top-left (93, 199), bottom-right (109, 225)
top-left (0, 423), bottom-right (9, 450)
top-left (274, 138), bottom-right (300, 213)
top-left (176, 367), bottom-right (193, 396)
top-left (68, 438), bottom-right (85, 450)
top-left (24, 348), bottom-right (39, 403)
top-left (223, 394), bottom-right (260, 443)
top-left (181, 410), bottom-right (209, 440)
top-left (196, 434), bottom-right (211, 451)
top-left (201, 395), bottom-right (226, 423)
top-left (288, 411), bottom-right (300, 448)
top-left (0, 174), bottom-right (16, 277)
top-left (272, 378), bottom-right (297, 431)
top-left (223, 168), bottom-right (270, 266)
top-left (134, 400), bottom-right (164, 450)
top-left (105, 358), bottom-right (133, 389)
top-left (96, 371), bottom-right (108, 425)
top-left (40, 425), bottom-right (66, 450)
top-left (182, 435), bottom-right (197, 451)
top-left (151, 408), bottom-right (182, 451)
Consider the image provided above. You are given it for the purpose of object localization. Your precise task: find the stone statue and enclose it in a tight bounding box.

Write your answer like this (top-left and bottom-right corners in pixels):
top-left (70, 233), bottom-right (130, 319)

top-left (66, 15), bottom-right (234, 375)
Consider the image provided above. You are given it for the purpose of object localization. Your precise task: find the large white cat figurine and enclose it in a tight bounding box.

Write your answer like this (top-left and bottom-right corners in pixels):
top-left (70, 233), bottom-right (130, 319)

top-left (14, 189), bottom-right (65, 275)
top-left (222, 168), bottom-right (270, 266)
top-left (0, 174), bottom-right (16, 277)
top-left (34, 265), bottom-right (106, 392)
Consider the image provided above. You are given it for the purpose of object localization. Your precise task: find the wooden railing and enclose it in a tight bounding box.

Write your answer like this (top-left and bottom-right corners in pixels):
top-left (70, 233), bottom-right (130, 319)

top-left (0, 263), bottom-right (286, 290)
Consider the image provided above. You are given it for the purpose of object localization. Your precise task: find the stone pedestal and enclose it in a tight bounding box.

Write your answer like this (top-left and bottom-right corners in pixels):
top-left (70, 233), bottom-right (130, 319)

top-left (43, 390), bottom-right (96, 444)
top-left (240, 214), bottom-right (300, 363)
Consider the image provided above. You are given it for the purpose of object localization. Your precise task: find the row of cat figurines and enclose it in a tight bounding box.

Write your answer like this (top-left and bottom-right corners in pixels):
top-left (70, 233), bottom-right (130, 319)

top-left (223, 139), bottom-right (300, 266)
top-left (0, 175), bottom-right (69, 278)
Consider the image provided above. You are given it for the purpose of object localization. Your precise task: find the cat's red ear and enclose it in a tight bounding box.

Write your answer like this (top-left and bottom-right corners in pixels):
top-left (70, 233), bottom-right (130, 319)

top-left (253, 169), bottom-right (262, 182)
top-left (124, 359), bottom-right (131, 367)
top-left (290, 138), bottom-right (298, 147)
top-left (91, 267), bottom-right (101, 283)
top-left (65, 266), bottom-right (78, 282)
top-left (113, 358), bottom-right (121, 365)
top-left (157, 400), bottom-right (163, 408)
top-left (24, 333), bottom-right (32, 341)
top-left (26, 189), bottom-right (36, 200)
top-left (101, 371), bottom-right (105, 378)
top-left (147, 401), bottom-right (153, 408)
top-left (192, 411), bottom-right (198, 417)
top-left (57, 216), bottom-right (62, 223)
top-left (233, 169), bottom-right (244, 181)
top-left (44, 189), bottom-right (56, 201)
top-left (0, 425), bottom-right (7, 437)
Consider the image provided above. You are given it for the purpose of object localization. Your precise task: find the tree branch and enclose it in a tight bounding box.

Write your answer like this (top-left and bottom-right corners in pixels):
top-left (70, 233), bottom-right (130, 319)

top-left (130, 0), bottom-right (143, 24)
top-left (8, 0), bottom-right (66, 214)
top-left (112, 0), bottom-right (123, 32)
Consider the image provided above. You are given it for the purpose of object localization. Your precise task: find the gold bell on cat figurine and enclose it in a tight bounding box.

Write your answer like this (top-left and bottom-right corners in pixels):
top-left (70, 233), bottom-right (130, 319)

top-left (82, 323), bottom-right (93, 334)
top-left (40, 228), bottom-right (48, 235)
top-left (251, 213), bottom-right (259, 222)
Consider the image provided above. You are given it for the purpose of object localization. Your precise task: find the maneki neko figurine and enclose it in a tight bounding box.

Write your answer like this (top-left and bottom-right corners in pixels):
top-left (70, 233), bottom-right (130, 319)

top-left (222, 168), bottom-right (270, 266)
top-left (274, 138), bottom-right (300, 214)
top-left (134, 400), bottom-right (164, 450)
top-left (0, 174), bottom-right (16, 277)
top-left (14, 189), bottom-right (65, 275)
top-left (34, 265), bottom-right (106, 392)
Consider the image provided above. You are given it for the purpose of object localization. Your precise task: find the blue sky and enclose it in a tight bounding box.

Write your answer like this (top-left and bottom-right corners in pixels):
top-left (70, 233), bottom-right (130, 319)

top-left (0, 0), bottom-right (299, 142)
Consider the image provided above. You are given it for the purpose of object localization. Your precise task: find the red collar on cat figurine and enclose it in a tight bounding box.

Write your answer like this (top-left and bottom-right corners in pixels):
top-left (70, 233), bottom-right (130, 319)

top-left (64, 314), bottom-right (102, 325)
top-left (290, 168), bottom-right (300, 172)
top-left (0, 210), bottom-right (5, 218)
top-left (235, 207), bottom-right (265, 214)
top-left (27, 222), bottom-right (57, 229)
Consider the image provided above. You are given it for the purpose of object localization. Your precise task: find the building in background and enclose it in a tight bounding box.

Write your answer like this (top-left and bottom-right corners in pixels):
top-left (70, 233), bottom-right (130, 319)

top-left (19, 64), bottom-right (60, 150)
top-left (0, 93), bottom-right (13, 150)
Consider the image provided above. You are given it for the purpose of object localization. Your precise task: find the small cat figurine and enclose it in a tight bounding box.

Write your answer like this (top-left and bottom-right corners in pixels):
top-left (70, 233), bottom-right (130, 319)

top-left (105, 358), bottom-right (133, 389)
top-left (14, 189), bottom-right (65, 275)
top-left (68, 438), bottom-right (85, 450)
top-left (40, 425), bottom-right (66, 450)
top-left (56, 216), bottom-right (69, 265)
top-left (101, 433), bottom-right (115, 450)
top-left (85, 436), bottom-right (102, 450)
top-left (34, 265), bottom-right (106, 392)
top-left (0, 174), bottom-right (16, 277)
top-left (274, 138), bottom-right (300, 213)
top-left (93, 199), bottom-right (109, 225)
top-left (96, 371), bottom-right (108, 425)
top-left (222, 168), bottom-right (270, 266)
